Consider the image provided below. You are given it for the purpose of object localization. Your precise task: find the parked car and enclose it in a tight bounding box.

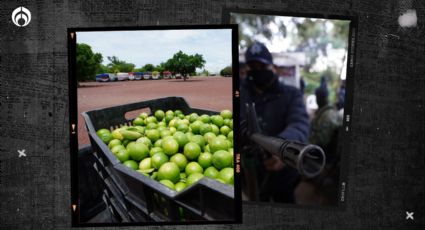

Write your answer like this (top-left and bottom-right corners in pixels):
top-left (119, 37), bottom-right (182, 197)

top-left (128, 72), bottom-right (135, 80)
top-left (108, 73), bottom-right (118, 81)
top-left (162, 71), bottom-right (172, 79)
top-left (152, 71), bottom-right (160, 80)
top-left (117, 72), bottom-right (129, 81)
top-left (143, 71), bottom-right (152, 80)
top-left (175, 73), bottom-right (182, 79)
top-left (133, 72), bottom-right (143, 80)
top-left (96, 73), bottom-right (110, 82)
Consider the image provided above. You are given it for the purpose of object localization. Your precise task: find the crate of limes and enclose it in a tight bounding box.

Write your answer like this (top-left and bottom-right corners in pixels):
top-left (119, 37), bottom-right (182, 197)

top-left (82, 97), bottom-right (235, 221)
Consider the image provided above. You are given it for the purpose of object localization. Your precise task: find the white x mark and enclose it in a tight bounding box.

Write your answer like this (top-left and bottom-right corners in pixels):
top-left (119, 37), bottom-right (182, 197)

top-left (18, 149), bottom-right (26, 158)
top-left (406, 211), bottom-right (414, 220)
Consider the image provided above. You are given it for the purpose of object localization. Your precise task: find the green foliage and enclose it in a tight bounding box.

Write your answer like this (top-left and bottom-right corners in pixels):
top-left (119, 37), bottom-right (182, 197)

top-left (301, 68), bottom-right (339, 104)
top-left (76, 43), bottom-right (103, 82)
top-left (220, 66), bottom-right (232, 76)
top-left (230, 14), bottom-right (287, 49)
top-left (143, 63), bottom-right (155, 72)
top-left (106, 56), bottom-right (135, 73)
top-left (97, 64), bottom-right (109, 74)
top-left (231, 14), bottom-right (350, 72)
top-left (163, 51), bottom-right (206, 77)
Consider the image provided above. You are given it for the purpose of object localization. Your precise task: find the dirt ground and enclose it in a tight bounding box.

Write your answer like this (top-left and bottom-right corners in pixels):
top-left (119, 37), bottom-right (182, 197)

top-left (77, 76), bottom-right (232, 147)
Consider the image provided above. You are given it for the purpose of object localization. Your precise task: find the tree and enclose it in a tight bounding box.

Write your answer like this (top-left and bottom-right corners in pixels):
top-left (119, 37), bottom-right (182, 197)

top-left (155, 62), bottom-right (166, 73)
top-left (164, 51), bottom-right (206, 78)
top-left (76, 43), bottom-right (103, 82)
top-left (142, 63), bottom-right (155, 72)
top-left (220, 66), bottom-right (232, 76)
top-left (97, 64), bottom-right (109, 74)
top-left (230, 14), bottom-right (287, 49)
top-left (106, 56), bottom-right (135, 73)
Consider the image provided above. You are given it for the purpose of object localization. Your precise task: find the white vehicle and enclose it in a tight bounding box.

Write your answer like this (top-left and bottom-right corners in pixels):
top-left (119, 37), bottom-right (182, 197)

top-left (117, 72), bottom-right (129, 81)
top-left (128, 73), bottom-right (135, 80)
top-left (143, 72), bottom-right (152, 80)
top-left (108, 73), bottom-right (117, 81)
top-left (152, 72), bottom-right (160, 80)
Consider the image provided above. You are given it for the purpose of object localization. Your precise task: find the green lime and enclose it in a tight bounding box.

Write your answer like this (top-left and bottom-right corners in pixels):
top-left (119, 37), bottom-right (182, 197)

top-left (161, 137), bottom-right (179, 156)
top-left (133, 117), bottom-right (145, 126)
top-left (111, 145), bottom-right (126, 155)
top-left (127, 142), bottom-right (149, 161)
top-left (200, 124), bottom-right (212, 135)
top-left (170, 153), bottom-right (188, 172)
top-left (116, 149), bottom-right (130, 162)
top-left (199, 114), bottom-right (210, 123)
top-left (203, 132), bottom-right (216, 144)
top-left (174, 110), bottom-right (183, 116)
top-left (108, 139), bottom-right (122, 149)
top-left (175, 181), bottom-right (187, 192)
top-left (165, 110), bottom-right (174, 117)
top-left (189, 120), bottom-right (204, 134)
top-left (220, 110), bottom-right (232, 119)
top-left (160, 129), bottom-right (172, 138)
top-left (149, 146), bottom-right (164, 157)
top-left (185, 162), bottom-right (203, 175)
top-left (212, 150), bottom-right (233, 170)
top-left (186, 173), bottom-right (204, 186)
top-left (210, 137), bottom-right (229, 154)
top-left (146, 129), bottom-right (160, 142)
top-left (146, 116), bottom-right (157, 124)
top-left (173, 131), bottom-right (189, 149)
top-left (165, 114), bottom-right (174, 123)
top-left (138, 112), bottom-right (148, 119)
top-left (111, 129), bottom-right (124, 140)
top-left (220, 125), bottom-right (231, 136)
top-left (139, 157), bottom-right (152, 170)
top-left (183, 142), bottom-right (201, 160)
top-left (204, 166), bottom-right (219, 179)
top-left (189, 135), bottom-right (206, 151)
top-left (210, 124), bottom-right (220, 135)
top-left (98, 132), bottom-right (113, 144)
top-left (123, 160), bottom-right (139, 170)
top-left (159, 180), bottom-right (175, 190)
top-left (136, 137), bottom-right (152, 149)
top-left (158, 162), bottom-right (180, 184)
top-left (154, 139), bottom-right (162, 148)
top-left (211, 115), bottom-right (224, 127)
top-left (146, 122), bottom-right (157, 130)
top-left (189, 113), bottom-right (199, 123)
top-left (218, 167), bottom-right (234, 185)
top-left (227, 131), bottom-right (233, 141)
top-left (151, 152), bottom-right (169, 169)
top-left (198, 152), bottom-right (213, 169)
top-left (154, 110), bottom-right (165, 121)
top-left (177, 123), bottom-right (189, 133)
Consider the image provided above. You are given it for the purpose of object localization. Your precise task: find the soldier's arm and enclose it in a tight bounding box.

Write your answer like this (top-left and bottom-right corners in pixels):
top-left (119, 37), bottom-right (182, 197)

top-left (277, 88), bottom-right (310, 143)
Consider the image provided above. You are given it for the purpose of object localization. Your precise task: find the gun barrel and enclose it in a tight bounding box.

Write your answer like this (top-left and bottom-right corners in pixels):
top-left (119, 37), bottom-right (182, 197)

top-left (250, 133), bottom-right (326, 178)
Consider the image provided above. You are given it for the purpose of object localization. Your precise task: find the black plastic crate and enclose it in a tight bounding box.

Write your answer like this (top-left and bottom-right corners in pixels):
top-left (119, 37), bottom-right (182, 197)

top-left (82, 96), bottom-right (235, 221)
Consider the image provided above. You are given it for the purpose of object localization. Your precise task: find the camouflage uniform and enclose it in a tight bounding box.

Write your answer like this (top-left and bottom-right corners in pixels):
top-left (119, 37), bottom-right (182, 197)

top-left (309, 104), bottom-right (342, 154)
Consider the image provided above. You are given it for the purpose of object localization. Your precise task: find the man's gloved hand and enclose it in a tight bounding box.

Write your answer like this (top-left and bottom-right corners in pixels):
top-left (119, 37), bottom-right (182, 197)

top-left (263, 155), bottom-right (285, 171)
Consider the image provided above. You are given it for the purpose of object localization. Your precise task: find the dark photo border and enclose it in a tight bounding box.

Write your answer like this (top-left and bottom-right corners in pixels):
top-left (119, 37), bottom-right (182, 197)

top-left (223, 8), bottom-right (358, 210)
top-left (68, 24), bottom-right (241, 227)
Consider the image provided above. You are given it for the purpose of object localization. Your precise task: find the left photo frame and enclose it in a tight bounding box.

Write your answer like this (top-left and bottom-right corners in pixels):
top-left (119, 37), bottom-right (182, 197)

top-left (68, 24), bottom-right (241, 227)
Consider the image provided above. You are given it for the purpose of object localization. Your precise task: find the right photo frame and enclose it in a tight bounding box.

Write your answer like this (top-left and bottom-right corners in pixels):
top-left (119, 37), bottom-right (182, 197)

top-left (224, 9), bottom-right (357, 207)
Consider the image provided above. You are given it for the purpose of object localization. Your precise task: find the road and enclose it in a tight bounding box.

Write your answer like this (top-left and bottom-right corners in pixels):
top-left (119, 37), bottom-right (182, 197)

top-left (78, 76), bottom-right (232, 146)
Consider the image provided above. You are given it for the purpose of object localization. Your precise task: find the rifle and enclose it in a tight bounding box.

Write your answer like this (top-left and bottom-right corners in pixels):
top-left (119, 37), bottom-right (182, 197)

top-left (242, 103), bottom-right (326, 178)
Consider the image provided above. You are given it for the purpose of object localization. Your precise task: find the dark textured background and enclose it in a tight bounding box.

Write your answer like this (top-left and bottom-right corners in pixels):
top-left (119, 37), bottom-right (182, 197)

top-left (0, 0), bottom-right (424, 229)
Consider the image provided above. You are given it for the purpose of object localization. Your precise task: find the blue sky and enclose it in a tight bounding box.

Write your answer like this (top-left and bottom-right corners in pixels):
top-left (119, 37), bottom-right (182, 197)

top-left (77, 29), bottom-right (232, 74)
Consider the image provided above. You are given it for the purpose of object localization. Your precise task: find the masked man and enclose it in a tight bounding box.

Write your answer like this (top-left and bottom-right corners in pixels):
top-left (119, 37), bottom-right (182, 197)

top-left (240, 42), bottom-right (310, 203)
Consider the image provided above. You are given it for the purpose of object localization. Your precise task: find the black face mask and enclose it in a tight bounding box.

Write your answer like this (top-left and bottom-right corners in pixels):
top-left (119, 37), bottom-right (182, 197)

top-left (247, 69), bottom-right (277, 89)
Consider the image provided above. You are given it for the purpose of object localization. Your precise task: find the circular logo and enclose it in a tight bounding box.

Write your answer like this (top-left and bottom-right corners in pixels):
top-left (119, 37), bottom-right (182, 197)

top-left (12, 6), bottom-right (31, 27)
